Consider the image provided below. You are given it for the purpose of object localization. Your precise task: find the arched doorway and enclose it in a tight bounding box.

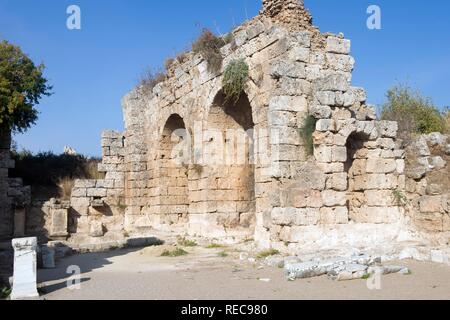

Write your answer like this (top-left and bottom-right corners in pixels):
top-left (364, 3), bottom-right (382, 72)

top-left (157, 114), bottom-right (190, 227)
top-left (199, 91), bottom-right (256, 234)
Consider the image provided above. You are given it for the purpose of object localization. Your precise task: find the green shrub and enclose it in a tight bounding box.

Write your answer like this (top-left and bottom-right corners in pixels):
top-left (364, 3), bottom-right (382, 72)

top-left (299, 115), bottom-right (317, 156)
top-left (381, 84), bottom-right (445, 142)
top-left (192, 29), bottom-right (224, 73)
top-left (222, 59), bottom-right (249, 104)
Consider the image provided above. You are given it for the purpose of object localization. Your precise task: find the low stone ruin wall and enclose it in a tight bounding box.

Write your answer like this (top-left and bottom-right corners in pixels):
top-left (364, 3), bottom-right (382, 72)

top-left (404, 133), bottom-right (450, 244)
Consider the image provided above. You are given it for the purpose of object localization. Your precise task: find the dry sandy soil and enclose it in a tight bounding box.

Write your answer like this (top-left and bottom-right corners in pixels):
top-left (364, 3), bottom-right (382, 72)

top-left (37, 244), bottom-right (450, 300)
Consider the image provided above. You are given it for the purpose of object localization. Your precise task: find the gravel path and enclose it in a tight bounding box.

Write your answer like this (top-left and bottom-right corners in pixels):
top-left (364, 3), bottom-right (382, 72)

top-left (37, 245), bottom-right (450, 300)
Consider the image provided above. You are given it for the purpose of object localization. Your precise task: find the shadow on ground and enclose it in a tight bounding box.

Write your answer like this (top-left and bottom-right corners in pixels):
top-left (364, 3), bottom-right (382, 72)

top-left (37, 246), bottom-right (154, 295)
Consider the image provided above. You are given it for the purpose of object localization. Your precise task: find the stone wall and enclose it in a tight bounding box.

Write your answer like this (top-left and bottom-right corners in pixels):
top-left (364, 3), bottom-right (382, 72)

top-left (14, 0), bottom-right (448, 253)
top-left (67, 130), bottom-right (126, 241)
top-left (0, 131), bottom-right (31, 240)
top-left (110, 0), bottom-right (407, 250)
top-left (0, 131), bottom-right (14, 239)
top-left (404, 133), bottom-right (450, 244)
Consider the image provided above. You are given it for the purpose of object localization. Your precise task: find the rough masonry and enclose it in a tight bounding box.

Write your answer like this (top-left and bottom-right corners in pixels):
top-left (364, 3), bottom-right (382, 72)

top-left (1, 0), bottom-right (448, 257)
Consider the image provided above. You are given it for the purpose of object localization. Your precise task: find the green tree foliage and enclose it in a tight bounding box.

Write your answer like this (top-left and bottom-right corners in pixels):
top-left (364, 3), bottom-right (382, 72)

top-left (0, 41), bottom-right (52, 133)
top-left (381, 84), bottom-right (445, 141)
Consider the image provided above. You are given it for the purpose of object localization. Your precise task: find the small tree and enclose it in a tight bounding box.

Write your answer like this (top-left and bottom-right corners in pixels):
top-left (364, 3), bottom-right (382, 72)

top-left (381, 84), bottom-right (444, 142)
top-left (0, 40), bottom-right (52, 133)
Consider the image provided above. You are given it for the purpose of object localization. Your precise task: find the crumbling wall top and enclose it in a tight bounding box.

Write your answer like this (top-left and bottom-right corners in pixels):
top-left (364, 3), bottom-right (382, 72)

top-left (261, 0), bottom-right (313, 29)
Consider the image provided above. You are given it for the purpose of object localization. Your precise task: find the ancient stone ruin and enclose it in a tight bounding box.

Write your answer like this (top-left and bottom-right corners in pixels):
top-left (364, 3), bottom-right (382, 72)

top-left (1, 0), bottom-right (449, 260)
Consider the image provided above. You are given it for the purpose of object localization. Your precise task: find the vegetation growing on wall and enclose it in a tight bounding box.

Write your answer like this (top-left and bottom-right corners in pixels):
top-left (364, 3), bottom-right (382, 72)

top-left (381, 84), bottom-right (446, 143)
top-left (299, 115), bottom-right (317, 156)
top-left (222, 59), bottom-right (249, 104)
top-left (192, 29), bottom-right (234, 74)
top-left (138, 68), bottom-right (167, 95)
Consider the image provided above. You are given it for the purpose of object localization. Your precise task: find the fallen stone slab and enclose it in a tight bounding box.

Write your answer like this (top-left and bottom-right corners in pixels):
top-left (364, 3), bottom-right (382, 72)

top-left (367, 265), bottom-right (409, 275)
top-left (328, 264), bottom-right (368, 281)
top-left (285, 254), bottom-right (382, 280)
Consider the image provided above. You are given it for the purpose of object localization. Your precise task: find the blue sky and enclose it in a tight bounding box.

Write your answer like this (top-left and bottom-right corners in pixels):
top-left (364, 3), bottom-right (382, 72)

top-left (0, 0), bottom-right (449, 156)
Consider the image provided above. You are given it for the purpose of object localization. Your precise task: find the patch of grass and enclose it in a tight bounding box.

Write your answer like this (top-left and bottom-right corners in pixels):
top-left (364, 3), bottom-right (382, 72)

top-left (222, 58), bottom-right (249, 105)
top-left (361, 273), bottom-right (371, 280)
top-left (177, 237), bottom-right (197, 247)
top-left (160, 248), bottom-right (188, 257)
top-left (192, 29), bottom-right (224, 73)
top-left (0, 286), bottom-right (11, 300)
top-left (206, 243), bottom-right (224, 249)
top-left (218, 251), bottom-right (228, 258)
top-left (392, 189), bottom-right (408, 207)
top-left (256, 249), bottom-right (280, 259)
top-left (299, 115), bottom-right (317, 156)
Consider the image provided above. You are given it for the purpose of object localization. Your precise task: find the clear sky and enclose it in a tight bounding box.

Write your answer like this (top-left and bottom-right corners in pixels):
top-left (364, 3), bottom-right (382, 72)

top-left (1, 0), bottom-right (449, 156)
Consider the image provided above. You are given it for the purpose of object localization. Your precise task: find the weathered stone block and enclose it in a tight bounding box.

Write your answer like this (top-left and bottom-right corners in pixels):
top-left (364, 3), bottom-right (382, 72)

top-left (269, 95), bottom-right (308, 112)
top-left (366, 159), bottom-right (397, 174)
top-left (419, 196), bottom-right (444, 213)
top-left (331, 146), bottom-right (347, 162)
top-left (326, 173), bottom-right (348, 191)
top-left (314, 145), bottom-right (332, 163)
top-left (322, 190), bottom-right (347, 207)
top-left (319, 207), bottom-right (349, 224)
top-left (316, 119), bottom-right (336, 132)
top-left (326, 37), bottom-right (351, 54)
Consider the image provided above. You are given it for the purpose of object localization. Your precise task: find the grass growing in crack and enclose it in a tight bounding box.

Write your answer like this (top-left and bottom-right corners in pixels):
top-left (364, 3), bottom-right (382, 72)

top-left (256, 249), bottom-right (280, 259)
top-left (392, 189), bottom-right (408, 207)
top-left (161, 248), bottom-right (188, 257)
top-left (177, 237), bottom-right (197, 247)
top-left (218, 251), bottom-right (228, 258)
top-left (206, 243), bottom-right (224, 249)
top-left (222, 58), bottom-right (249, 104)
top-left (299, 115), bottom-right (317, 156)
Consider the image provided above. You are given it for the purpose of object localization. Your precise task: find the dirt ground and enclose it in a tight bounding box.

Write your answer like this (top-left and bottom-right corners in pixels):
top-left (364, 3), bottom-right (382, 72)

top-left (37, 244), bottom-right (450, 300)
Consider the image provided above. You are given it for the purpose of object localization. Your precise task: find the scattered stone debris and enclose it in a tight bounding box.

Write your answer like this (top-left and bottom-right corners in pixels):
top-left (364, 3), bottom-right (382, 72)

top-left (283, 254), bottom-right (411, 282)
